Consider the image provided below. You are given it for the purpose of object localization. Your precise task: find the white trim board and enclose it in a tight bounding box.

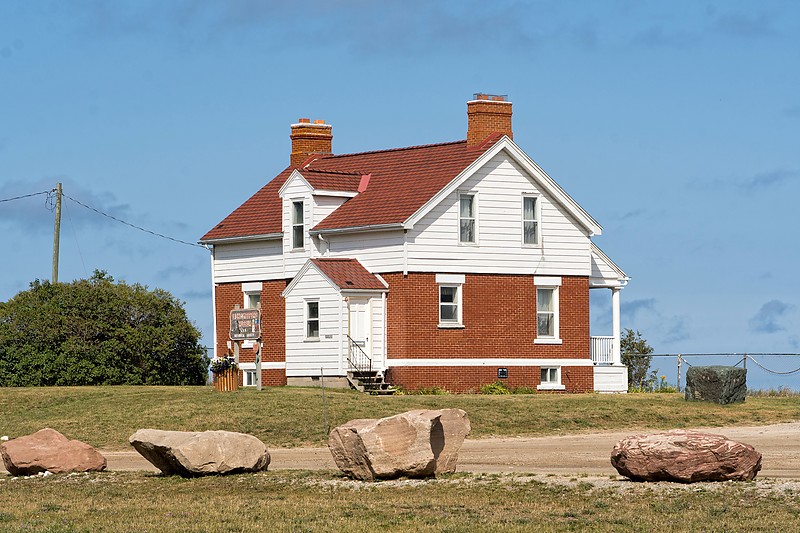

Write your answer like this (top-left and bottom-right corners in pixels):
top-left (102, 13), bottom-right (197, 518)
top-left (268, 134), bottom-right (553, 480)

top-left (238, 362), bottom-right (286, 370)
top-left (386, 358), bottom-right (592, 367)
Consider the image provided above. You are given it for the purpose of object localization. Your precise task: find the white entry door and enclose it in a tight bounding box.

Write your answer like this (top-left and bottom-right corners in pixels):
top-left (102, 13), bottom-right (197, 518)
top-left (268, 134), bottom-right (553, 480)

top-left (348, 298), bottom-right (371, 357)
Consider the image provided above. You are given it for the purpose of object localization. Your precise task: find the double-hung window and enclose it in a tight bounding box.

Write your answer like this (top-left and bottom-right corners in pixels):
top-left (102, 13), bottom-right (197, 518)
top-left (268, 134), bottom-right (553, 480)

top-left (292, 200), bottom-right (304, 250)
top-left (534, 276), bottom-right (561, 344)
top-left (305, 300), bottom-right (319, 340)
top-left (522, 195), bottom-right (539, 246)
top-left (458, 192), bottom-right (476, 244)
top-left (436, 274), bottom-right (465, 328)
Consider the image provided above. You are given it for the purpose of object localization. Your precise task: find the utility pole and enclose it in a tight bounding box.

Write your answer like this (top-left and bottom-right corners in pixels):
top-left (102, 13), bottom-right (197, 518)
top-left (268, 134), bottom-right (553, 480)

top-left (52, 182), bottom-right (62, 283)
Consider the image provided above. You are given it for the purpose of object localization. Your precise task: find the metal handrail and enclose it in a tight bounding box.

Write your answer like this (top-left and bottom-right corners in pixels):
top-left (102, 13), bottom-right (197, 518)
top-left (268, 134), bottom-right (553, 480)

top-left (346, 335), bottom-right (373, 375)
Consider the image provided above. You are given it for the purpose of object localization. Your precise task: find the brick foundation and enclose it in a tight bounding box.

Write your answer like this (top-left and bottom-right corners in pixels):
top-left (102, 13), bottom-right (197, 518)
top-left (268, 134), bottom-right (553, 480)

top-left (386, 365), bottom-right (593, 393)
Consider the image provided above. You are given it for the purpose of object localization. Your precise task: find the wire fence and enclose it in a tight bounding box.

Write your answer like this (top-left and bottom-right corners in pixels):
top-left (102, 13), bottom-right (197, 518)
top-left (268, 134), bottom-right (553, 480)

top-left (645, 353), bottom-right (800, 392)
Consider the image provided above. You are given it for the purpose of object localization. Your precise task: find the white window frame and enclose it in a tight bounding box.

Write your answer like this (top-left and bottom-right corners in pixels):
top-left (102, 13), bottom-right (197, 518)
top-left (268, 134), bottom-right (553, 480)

top-left (243, 370), bottom-right (258, 387)
top-left (522, 194), bottom-right (541, 247)
top-left (305, 299), bottom-right (320, 341)
top-left (291, 200), bottom-right (304, 250)
top-left (458, 191), bottom-right (478, 245)
top-left (436, 274), bottom-right (465, 328)
top-left (537, 366), bottom-right (565, 391)
top-left (534, 276), bottom-right (562, 345)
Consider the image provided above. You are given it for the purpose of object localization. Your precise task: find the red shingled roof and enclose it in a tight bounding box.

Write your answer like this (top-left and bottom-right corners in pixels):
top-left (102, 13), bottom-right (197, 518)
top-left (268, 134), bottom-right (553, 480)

top-left (310, 258), bottom-right (387, 290)
top-left (201, 135), bottom-right (502, 242)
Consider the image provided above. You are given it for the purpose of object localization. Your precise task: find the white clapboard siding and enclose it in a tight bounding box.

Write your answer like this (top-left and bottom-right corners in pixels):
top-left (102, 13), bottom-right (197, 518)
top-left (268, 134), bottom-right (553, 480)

top-left (369, 295), bottom-right (386, 370)
top-left (284, 267), bottom-right (343, 377)
top-left (282, 177), bottom-right (314, 278)
top-left (327, 230), bottom-right (405, 272)
top-left (313, 195), bottom-right (349, 226)
top-left (407, 152), bottom-right (592, 276)
top-left (213, 240), bottom-right (284, 283)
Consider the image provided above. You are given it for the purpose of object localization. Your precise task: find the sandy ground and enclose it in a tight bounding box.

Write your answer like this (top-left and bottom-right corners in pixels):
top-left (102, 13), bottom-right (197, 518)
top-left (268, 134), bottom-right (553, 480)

top-left (6, 422), bottom-right (794, 479)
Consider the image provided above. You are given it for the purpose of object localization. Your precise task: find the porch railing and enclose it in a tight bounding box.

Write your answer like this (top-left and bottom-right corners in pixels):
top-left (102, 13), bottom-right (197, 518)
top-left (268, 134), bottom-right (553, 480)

top-left (347, 335), bottom-right (373, 375)
top-left (591, 336), bottom-right (614, 364)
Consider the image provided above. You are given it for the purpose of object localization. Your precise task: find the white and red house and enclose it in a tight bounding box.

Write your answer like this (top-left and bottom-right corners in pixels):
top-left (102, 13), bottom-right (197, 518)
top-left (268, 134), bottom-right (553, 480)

top-left (200, 95), bottom-right (629, 393)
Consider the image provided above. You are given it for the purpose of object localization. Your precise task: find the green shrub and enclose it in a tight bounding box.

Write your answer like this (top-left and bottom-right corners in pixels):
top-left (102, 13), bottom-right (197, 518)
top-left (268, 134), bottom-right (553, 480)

top-left (480, 381), bottom-right (511, 395)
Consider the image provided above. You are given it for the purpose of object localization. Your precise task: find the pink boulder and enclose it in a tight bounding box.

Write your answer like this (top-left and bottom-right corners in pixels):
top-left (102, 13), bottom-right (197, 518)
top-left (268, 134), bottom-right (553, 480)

top-left (1, 428), bottom-right (107, 475)
top-left (611, 430), bottom-right (761, 482)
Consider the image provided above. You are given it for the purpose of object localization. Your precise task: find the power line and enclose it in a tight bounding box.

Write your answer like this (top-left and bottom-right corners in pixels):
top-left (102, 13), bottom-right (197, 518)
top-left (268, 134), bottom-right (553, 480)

top-left (62, 192), bottom-right (206, 249)
top-left (0, 190), bottom-right (50, 203)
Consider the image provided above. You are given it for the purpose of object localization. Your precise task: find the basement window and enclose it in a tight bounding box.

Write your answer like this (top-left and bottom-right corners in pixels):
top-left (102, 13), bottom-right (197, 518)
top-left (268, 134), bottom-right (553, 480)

top-left (538, 367), bottom-right (565, 391)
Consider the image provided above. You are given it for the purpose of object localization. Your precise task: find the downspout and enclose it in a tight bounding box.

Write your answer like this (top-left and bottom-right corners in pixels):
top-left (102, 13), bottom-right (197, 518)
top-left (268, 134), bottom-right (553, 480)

top-left (403, 229), bottom-right (408, 276)
top-left (382, 291), bottom-right (387, 372)
top-left (207, 244), bottom-right (217, 359)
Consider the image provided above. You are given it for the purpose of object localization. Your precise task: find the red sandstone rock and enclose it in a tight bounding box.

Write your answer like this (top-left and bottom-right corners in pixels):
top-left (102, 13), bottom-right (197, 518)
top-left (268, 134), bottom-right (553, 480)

top-left (611, 430), bottom-right (762, 482)
top-left (1, 428), bottom-right (106, 475)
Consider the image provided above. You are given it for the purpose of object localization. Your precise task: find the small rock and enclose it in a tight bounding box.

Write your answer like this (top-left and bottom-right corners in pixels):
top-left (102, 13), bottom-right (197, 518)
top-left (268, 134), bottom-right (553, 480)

top-left (611, 430), bottom-right (762, 482)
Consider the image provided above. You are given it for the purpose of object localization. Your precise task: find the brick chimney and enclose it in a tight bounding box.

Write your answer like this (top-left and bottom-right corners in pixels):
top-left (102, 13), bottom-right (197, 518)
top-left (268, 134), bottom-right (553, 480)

top-left (290, 118), bottom-right (333, 167)
top-left (467, 93), bottom-right (513, 147)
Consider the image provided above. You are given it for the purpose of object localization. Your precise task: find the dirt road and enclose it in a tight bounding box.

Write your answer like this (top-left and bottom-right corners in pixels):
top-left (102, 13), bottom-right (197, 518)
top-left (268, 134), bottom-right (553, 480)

top-left (63, 422), bottom-right (800, 479)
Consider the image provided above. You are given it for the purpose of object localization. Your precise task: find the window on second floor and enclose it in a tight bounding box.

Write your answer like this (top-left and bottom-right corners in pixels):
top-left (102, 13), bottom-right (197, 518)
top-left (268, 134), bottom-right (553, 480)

top-left (292, 200), bottom-right (304, 249)
top-left (522, 195), bottom-right (539, 246)
top-left (458, 192), bottom-right (476, 244)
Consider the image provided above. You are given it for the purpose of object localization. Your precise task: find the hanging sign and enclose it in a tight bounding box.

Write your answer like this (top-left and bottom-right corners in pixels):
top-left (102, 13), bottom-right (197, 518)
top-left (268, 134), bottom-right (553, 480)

top-left (230, 308), bottom-right (261, 340)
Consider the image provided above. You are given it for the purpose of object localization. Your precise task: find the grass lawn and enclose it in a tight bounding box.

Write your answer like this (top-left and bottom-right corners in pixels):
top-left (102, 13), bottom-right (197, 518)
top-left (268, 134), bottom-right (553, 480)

top-left (1, 471), bottom-right (799, 532)
top-left (1, 385), bottom-right (798, 449)
top-left (2, 386), bottom-right (799, 531)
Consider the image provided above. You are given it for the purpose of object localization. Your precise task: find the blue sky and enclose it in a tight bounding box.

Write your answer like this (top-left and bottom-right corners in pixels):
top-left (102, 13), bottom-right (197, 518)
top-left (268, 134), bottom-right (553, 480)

top-left (1, 1), bottom-right (798, 387)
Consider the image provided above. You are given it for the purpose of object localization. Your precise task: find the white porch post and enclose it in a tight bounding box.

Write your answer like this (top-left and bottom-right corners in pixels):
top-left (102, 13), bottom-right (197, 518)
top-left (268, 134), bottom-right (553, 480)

top-left (611, 287), bottom-right (622, 366)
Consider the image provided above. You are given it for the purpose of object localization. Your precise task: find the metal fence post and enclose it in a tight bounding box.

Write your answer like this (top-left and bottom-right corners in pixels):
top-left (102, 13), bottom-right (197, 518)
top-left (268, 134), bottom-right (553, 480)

top-left (677, 354), bottom-right (682, 392)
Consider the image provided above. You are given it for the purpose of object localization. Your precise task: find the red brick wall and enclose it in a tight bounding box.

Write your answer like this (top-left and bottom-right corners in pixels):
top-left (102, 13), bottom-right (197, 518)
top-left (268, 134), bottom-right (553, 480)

top-left (382, 272), bottom-right (592, 392)
top-left (383, 273), bottom-right (589, 360)
top-left (386, 365), bottom-right (593, 393)
top-left (214, 280), bottom-right (288, 386)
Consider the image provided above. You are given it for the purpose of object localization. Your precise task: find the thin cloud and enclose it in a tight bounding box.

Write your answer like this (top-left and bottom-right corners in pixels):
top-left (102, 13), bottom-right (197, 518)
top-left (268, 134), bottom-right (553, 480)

top-left (632, 25), bottom-right (698, 48)
top-left (712, 11), bottom-right (777, 39)
top-left (622, 298), bottom-right (657, 322)
top-left (740, 170), bottom-right (800, 192)
top-left (0, 177), bottom-right (131, 234)
top-left (661, 316), bottom-right (690, 344)
top-left (183, 289), bottom-right (211, 300)
top-left (749, 300), bottom-right (794, 334)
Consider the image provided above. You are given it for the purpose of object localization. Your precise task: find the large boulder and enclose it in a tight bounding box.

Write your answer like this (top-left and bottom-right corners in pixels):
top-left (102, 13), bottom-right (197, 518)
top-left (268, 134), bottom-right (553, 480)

top-left (1, 428), bottom-right (106, 475)
top-left (328, 408), bottom-right (470, 481)
top-left (685, 366), bottom-right (746, 404)
top-left (611, 430), bottom-right (762, 482)
top-left (129, 429), bottom-right (270, 477)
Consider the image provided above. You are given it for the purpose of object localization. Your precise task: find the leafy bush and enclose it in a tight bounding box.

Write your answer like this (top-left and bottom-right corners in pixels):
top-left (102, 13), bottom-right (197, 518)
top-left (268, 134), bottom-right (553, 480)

top-left (621, 329), bottom-right (654, 391)
top-left (479, 381), bottom-right (511, 395)
top-left (0, 271), bottom-right (209, 386)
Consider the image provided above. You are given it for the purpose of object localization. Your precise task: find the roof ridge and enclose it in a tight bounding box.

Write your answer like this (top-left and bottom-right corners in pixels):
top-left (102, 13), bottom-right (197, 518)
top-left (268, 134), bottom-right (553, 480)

top-left (312, 139), bottom-right (466, 161)
top-left (302, 168), bottom-right (363, 176)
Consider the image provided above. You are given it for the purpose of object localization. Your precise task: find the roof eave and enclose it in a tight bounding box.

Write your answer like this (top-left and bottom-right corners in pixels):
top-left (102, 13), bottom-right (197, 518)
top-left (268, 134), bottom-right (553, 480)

top-left (310, 223), bottom-right (405, 237)
top-left (199, 233), bottom-right (283, 245)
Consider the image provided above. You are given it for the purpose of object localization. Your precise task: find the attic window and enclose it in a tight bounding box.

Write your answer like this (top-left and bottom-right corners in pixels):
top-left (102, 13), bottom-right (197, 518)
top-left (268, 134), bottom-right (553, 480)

top-left (345, 281), bottom-right (354, 286)
top-left (292, 201), bottom-right (304, 249)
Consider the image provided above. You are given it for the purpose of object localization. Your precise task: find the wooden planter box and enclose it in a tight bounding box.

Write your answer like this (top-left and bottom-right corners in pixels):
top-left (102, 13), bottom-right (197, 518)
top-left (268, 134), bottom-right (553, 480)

top-left (213, 369), bottom-right (239, 392)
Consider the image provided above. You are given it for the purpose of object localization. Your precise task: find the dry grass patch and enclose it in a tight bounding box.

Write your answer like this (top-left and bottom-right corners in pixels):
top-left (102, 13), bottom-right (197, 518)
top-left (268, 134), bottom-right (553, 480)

top-left (1, 386), bottom-right (798, 449)
top-left (1, 471), bottom-right (799, 532)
